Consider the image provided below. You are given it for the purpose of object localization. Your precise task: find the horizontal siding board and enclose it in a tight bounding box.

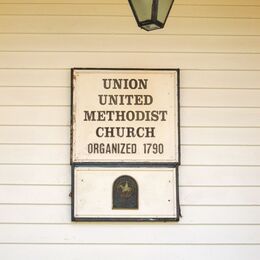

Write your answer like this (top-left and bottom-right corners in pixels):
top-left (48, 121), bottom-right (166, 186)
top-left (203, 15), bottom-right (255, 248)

top-left (181, 128), bottom-right (260, 145)
top-left (0, 145), bottom-right (69, 164)
top-left (181, 187), bottom-right (260, 205)
top-left (0, 204), bottom-right (70, 223)
top-left (0, 69), bottom-right (69, 87)
top-left (1, 35), bottom-right (260, 53)
top-left (0, 53), bottom-right (259, 70)
top-left (182, 146), bottom-right (260, 166)
top-left (0, 185), bottom-right (71, 204)
top-left (0, 165), bottom-right (70, 185)
top-left (1, 186), bottom-right (259, 205)
top-left (0, 5), bottom-right (259, 18)
top-left (0, 87), bottom-right (69, 106)
top-left (182, 70), bottom-right (260, 89)
top-left (1, 205), bottom-right (260, 224)
top-left (0, 107), bottom-right (70, 125)
top-left (0, 69), bottom-right (259, 89)
top-left (0, 224), bottom-right (260, 244)
top-left (182, 89), bottom-right (260, 107)
top-left (172, 5), bottom-right (260, 18)
top-left (0, 126), bottom-right (69, 144)
top-left (0, 16), bottom-right (259, 35)
top-left (0, 4), bottom-right (133, 16)
top-left (181, 206), bottom-right (260, 224)
top-left (0, 245), bottom-right (260, 260)
top-left (182, 108), bottom-right (260, 127)
top-left (180, 166), bottom-right (260, 186)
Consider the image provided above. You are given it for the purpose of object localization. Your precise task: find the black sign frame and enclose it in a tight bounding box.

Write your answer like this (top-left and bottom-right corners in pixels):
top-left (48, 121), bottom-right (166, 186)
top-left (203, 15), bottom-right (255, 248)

top-left (71, 68), bottom-right (181, 167)
top-left (71, 68), bottom-right (181, 222)
top-left (71, 165), bottom-right (181, 222)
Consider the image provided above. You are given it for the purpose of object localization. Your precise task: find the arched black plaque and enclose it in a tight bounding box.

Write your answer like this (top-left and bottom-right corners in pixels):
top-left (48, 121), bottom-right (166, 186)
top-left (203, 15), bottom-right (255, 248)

top-left (112, 175), bottom-right (138, 209)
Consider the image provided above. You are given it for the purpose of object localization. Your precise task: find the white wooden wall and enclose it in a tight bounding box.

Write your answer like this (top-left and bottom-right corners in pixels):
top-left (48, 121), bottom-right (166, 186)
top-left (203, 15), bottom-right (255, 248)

top-left (0, 0), bottom-right (260, 259)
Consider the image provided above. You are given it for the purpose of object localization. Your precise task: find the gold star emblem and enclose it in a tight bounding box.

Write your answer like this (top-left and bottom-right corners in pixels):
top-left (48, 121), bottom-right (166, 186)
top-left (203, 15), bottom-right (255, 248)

top-left (119, 181), bottom-right (132, 193)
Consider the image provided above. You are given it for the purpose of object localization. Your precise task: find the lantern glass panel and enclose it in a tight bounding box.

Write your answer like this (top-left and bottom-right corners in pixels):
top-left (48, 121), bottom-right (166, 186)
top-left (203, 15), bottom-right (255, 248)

top-left (157, 0), bottom-right (174, 23)
top-left (142, 24), bottom-right (160, 31)
top-left (130, 0), bottom-right (153, 22)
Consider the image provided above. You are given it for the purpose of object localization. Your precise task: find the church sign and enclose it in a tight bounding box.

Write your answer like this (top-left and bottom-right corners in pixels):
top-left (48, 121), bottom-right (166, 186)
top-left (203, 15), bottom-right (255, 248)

top-left (71, 68), bottom-right (180, 165)
top-left (71, 68), bottom-right (180, 221)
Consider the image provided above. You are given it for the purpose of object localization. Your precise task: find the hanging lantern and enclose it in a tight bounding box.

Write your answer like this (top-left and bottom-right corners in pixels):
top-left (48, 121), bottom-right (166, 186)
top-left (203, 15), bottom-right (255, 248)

top-left (128, 0), bottom-right (175, 31)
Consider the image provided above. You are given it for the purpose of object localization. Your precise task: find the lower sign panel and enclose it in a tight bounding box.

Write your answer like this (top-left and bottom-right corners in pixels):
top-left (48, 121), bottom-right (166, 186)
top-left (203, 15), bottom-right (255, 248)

top-left (72, 167), bottom-right (179, 221)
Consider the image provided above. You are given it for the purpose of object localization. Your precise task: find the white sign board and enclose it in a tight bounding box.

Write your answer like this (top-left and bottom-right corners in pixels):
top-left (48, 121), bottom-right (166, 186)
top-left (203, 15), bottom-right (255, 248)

top-left (72, 68), bottom-right (180, 164)
top-left (73, 167), bottom-right (179, 221)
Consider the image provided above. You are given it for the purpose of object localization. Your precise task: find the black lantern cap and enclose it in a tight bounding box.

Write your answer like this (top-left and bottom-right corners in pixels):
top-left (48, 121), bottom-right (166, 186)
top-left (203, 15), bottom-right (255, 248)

top-left (128, 0), bottom-right (175, 31)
